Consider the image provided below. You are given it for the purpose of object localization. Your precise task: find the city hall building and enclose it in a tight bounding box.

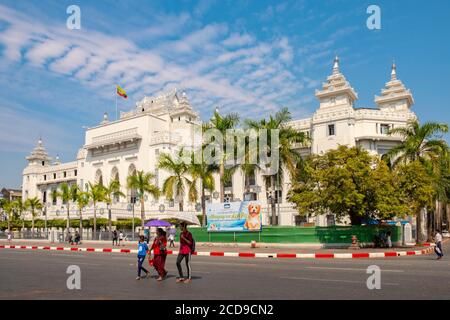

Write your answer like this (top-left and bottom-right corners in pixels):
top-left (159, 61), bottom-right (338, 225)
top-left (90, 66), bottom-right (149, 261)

top-left (21, 58), bottom-right (416, 226)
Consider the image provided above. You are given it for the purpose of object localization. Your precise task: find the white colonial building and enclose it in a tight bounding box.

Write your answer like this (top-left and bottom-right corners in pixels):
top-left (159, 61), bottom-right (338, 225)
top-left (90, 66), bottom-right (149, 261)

top-left (21, 58), bottom-right (416, 226)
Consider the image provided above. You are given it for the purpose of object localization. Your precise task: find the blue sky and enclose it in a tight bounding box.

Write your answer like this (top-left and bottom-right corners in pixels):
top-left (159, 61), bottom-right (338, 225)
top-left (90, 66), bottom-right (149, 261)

top-left (0, 0), bottom-right (449, 188)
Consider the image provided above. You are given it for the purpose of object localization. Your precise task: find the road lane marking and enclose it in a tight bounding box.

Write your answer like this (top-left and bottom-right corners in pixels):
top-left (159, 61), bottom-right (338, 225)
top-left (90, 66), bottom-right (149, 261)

top-left (280, 276), bottom-right (399, 286)
top-left (192, 261), bottom-right (258, 267)
top-left (305, 267), bottom-right (404, 273)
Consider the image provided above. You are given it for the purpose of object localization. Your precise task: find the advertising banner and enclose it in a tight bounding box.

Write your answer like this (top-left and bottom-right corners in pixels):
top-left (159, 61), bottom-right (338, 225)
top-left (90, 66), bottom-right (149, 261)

top-left (206, 201), bottom-right (262, 232)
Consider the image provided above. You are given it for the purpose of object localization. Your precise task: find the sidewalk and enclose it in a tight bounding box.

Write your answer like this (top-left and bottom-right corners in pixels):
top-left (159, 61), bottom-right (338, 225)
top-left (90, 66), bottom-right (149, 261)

top-left (0, 238), bottom-right (434, 256)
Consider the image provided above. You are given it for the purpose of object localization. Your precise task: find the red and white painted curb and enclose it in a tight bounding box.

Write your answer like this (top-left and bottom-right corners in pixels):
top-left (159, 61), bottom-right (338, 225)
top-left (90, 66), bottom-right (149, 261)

top-left (0, 244), bottom-right (435, 259)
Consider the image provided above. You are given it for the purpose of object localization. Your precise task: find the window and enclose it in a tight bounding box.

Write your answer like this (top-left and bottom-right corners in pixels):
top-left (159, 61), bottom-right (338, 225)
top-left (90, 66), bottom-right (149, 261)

top-left (380, 124), bottom-right (390, 135)
top-left (74, 170), bottom-right (77, 177)
top-left (243, 192), bottom-right (257, 201)
top-left (53, 173), bottom-right (56, 179)
top-left (43, 191), bottom-right (46, 204)
top-left (42, 161), bottom-right (45, 166)
top-left (44, 175), bottom-right (46, 181)
top-left (178, 117), bottom-right (181, 121)
top-left (328, 124), bottom-right (335, 136)
top-left (63, 171), bottom-right (67, 178)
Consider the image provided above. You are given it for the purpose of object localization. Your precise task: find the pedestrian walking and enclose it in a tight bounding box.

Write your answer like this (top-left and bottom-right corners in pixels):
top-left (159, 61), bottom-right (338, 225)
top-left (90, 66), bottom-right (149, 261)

top-left (386, 230), bottom-right (392, 248)
top-left (67, 232), bottom-right (73, 245)
top-left (119, 230), bottom-right (124, 246)
top-left (434, 230), bottom-right (444, 260)
top-left (74, 231), bottom-right (81, 245)
top-left (7, 231), bottom-right (12, 243)
top-left (151, 228), bottom-right (168, 281)
top-left (168, 226), bottom-right (176, 248)
top-left (136, 235), bottom-right (150, 280)
top-left (112, 230), bottom-right (118, 246)
top-left (176, 222), bottom-right (195, 283)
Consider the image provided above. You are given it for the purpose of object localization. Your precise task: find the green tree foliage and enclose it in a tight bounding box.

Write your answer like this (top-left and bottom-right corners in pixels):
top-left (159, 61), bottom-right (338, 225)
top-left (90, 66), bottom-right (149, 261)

top-left (288, 146), bottom-right (408, 225)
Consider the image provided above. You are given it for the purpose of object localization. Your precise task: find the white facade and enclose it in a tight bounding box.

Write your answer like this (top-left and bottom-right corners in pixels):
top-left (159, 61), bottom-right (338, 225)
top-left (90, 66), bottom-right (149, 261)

top-left (21, 58), bottom-right (416, 226)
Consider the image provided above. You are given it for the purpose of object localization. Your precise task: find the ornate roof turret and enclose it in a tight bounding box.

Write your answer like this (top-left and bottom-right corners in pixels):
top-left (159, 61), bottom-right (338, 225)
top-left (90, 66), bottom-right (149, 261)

top-left (315, 56), bottom-right (358, 108)
top-left (375, 62), bottom-right (414, 110)
top-left (101, 112), bottom-right (109, 125)
top-left (26, 138), bottom-right (51, 165)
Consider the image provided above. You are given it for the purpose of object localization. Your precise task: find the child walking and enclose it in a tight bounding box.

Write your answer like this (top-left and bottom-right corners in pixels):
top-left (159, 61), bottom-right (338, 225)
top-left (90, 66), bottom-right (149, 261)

top-left (136, 235), bottom-right (150, 280)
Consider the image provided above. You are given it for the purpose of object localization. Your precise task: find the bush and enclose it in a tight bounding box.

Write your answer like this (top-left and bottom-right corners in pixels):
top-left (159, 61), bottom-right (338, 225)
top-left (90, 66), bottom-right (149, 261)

top-left (49, 219), bottom-right (66, 228)
top-left (115, 218), bottom-right (142, 229)
top-left (34, 219), bottom-right (45, 228)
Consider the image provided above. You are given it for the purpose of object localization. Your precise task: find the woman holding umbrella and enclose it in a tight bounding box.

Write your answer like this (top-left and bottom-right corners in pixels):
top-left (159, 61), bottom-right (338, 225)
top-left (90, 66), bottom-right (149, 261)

top-left (151, 227), bottom-right (168, 281)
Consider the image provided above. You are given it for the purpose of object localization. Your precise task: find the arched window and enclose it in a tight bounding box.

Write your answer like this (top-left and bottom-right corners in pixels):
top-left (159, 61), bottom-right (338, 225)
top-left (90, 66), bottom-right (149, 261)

top-left (95, 169), bottom-right (103, 186)
top-left (111, 167), bottom-right (120, 202)
top-left (111, 166), bottom-right (119, 182)
top-left (128, 164), bottom-right (137, 203)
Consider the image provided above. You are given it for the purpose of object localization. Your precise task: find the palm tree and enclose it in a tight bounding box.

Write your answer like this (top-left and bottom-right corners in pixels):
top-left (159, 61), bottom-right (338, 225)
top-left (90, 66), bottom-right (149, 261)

top-left (158, 149), bottom-right (191, 212)
top-left (12, 200), bottom-right (26, 230)
top-left (86, 182), bottom-right (106, 240)
top-left (387, 120), bottom-right (448, 167)
top-left (24, 197), bottom-right (43, 238)
top-left (387, 119), bottom-right (449, 243)
top-left (127, 171), bottom-right (160, 229)
top-left (56, 183), bottom-right (78, 237)
top-left (203, 109), bottom-right (240, 202)
top-left (74, 188), bottom-right (89, 238)
top-left (103, 179), bottom-right (125, 238)
top-left (188, 150), bottom-right (217, 227)
top-left (245, 107), bottom-right (307, 225)
top-left (2, 201), bottom-right (13, 232)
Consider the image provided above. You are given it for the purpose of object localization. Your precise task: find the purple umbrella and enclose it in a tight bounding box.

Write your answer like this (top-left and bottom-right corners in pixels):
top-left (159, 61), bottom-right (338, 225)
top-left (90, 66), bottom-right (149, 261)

top-left (144, 220), bottom-right (172, 227)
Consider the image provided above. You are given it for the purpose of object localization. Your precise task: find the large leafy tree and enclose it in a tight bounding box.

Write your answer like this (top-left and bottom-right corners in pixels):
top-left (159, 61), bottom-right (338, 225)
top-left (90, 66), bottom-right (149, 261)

top-left (86, 182), bottom-right (106, 240)
top-left (158, 149), bottom-right (191, 212)
top-left (246, 107), bottom-right (307, 225)
top-left (288, 146), bottom-right (406, 225)
top-left (203, 109), bottom-right (240, 203)
top-left (127, 171), bottom-right (160, 229)
top-left (24, 197), bottom-right (43, 237)
top-left (395, 161), bottom-right (435, 243)
top-left (103, 179), bottom-right (125, 237)
top-left (387, 120), bottom-right (448, 240)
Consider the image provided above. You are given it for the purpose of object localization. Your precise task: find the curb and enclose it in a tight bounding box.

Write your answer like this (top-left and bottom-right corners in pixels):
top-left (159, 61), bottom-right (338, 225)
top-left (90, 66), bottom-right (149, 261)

top-left (0, 244), bottom-right (435, 259)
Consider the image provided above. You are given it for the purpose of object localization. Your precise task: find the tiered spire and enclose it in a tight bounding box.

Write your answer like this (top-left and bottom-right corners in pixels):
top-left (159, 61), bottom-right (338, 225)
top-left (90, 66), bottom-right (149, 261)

top-left (315, 56), bottom-right (358, 107)
top-left (332, 55), bottom-right (340, 75)
top-left (391, 60), bottom-right (397, 81)
top-left (375, 61), bottom-right (414, 110)
top-left (26, 137), bottom-right (51, 164)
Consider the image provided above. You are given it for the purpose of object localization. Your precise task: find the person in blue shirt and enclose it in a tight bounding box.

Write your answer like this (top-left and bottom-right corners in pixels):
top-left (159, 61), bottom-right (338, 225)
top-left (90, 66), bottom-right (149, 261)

top-left (136, 235), bottom-right (150, 280)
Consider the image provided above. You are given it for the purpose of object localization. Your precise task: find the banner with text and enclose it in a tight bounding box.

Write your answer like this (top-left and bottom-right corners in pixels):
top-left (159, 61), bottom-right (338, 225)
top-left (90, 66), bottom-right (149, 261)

top-left (206, 201), bottom-right (262, 232)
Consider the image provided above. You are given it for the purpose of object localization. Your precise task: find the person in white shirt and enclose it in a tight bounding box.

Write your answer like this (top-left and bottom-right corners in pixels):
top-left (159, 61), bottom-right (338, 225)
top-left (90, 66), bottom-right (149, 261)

top-left (434, 230), bottom-right (443, 260)
top-left (119, 231), bottom-right (124, 246)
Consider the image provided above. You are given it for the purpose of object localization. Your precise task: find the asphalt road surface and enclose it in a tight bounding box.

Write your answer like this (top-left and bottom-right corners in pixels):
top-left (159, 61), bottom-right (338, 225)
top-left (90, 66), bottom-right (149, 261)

top-left (0, 244), bottom-right (449, 300)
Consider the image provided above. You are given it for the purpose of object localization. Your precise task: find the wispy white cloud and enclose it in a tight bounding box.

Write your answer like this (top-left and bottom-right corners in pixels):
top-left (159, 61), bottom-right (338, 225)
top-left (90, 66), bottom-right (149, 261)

top-left (0, 3), bottom-right (326, 125)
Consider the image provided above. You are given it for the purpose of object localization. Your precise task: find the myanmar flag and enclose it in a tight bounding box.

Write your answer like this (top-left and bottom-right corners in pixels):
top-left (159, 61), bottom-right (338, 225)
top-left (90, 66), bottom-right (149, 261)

top-left (116, 85), bottom-right (128, 99)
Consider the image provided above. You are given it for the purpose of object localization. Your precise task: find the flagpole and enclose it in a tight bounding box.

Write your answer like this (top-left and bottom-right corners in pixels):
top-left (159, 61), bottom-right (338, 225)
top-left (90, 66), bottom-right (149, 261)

top-left (115, 86), bottom-right (118, 120)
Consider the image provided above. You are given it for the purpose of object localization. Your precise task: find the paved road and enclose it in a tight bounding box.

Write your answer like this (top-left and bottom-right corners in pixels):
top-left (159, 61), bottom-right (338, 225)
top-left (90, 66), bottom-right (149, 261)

top-left (0, 244), bottom-right (449, 300)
